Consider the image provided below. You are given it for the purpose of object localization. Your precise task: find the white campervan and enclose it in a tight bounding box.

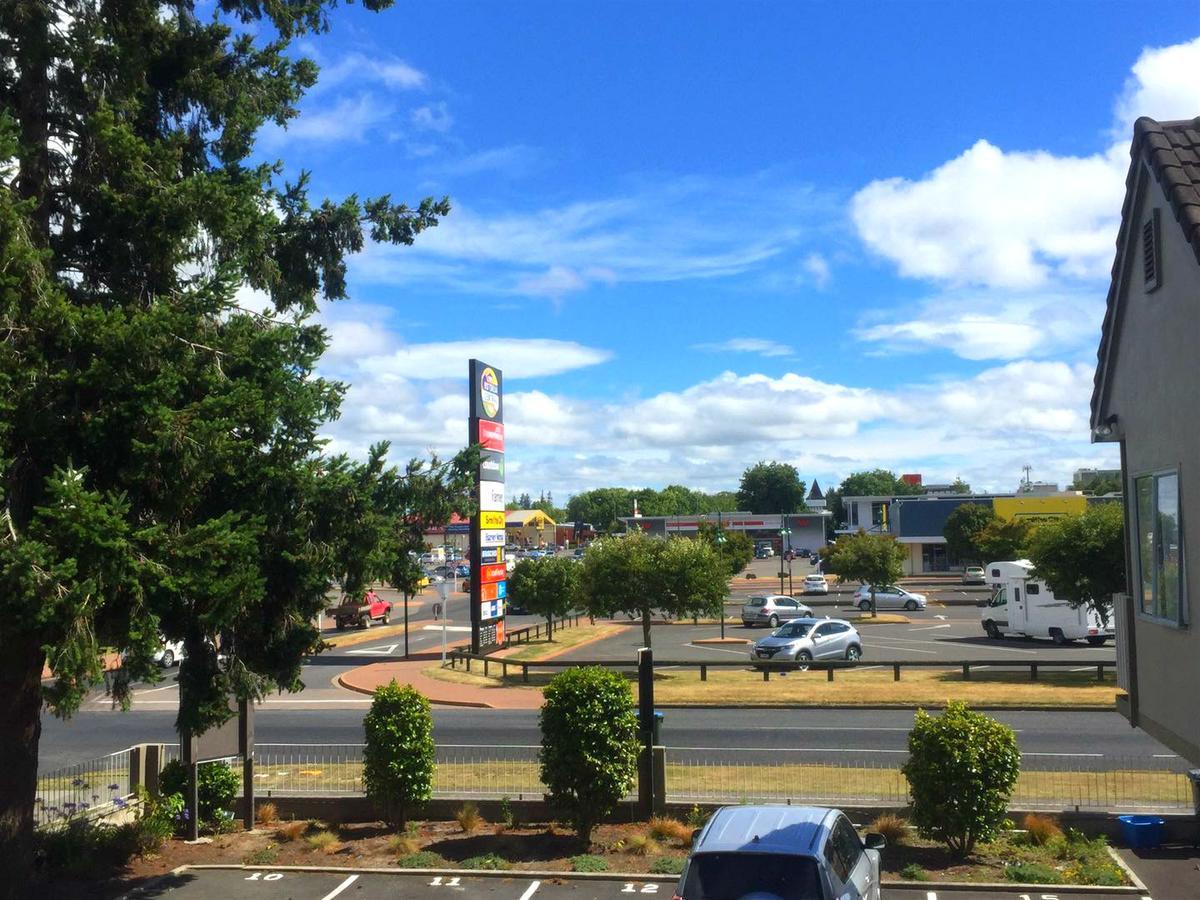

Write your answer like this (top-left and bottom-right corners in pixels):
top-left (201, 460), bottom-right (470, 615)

top-left (980, 559), bottom-right (1113, 646)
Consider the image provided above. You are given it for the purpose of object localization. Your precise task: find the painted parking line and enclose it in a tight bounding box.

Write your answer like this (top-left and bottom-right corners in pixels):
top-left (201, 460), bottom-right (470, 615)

top-left (318, 874), bottom-right (359, 900)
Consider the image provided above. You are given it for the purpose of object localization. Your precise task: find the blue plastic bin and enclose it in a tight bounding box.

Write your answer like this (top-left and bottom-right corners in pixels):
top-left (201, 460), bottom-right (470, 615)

top-left (1118, 814), bottom-right (1165, 848)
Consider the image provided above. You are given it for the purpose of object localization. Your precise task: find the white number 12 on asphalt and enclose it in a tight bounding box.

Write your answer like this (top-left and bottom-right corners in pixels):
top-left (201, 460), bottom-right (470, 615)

top-left (621, 886), bottom-right (658, 894)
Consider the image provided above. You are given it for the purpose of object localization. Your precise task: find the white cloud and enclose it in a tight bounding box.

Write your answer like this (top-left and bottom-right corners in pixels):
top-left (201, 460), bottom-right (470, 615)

top-left (411, 102), bottom-right (453, 133)
top-left (421, 145), bottom-right (540, 178)
top-left (359, 338), bottom-right (612, 381)
top-left (851, 140), bottom-right (1124, 288)
top-left (317, 52), bottom-right (427, 92)
top-left (1114, 37), bottom-right (1200, 132)
top-left (516, 266), bottom-right (589, 298)
top-left (260, 94), bottom-right (393, 146)
top-left (801, 253), bottom-right (831, 289)
top-left (856, 290), bottom-right (1103, 360)
top-left (851, 35), bottom-right (1200, 291)
top-left (693, 338), bottom-right (794, 358)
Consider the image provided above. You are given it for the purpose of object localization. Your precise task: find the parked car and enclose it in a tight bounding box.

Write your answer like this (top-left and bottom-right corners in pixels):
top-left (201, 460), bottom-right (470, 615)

top-left (962, 565), bottom-right (986, 585)
top-left (852, 584), bottom-right (927, 611)
top-left (751, 618), bottom-right (862, 666)
top-left (573, 548), bottom-right (585, 559)
top-left (432, 564), bottom-right (456, 578)
top-left (803, 573), bottom-right (829, 595)
top-left (454, 563), bottom-right (470, 578)
top-left (676, 804), bottom-right (884, 900)
top-left (153, 639), bottom-right (184, 668)
top-left (740, 594), bottom-right (814, 628)
top-left (796, 547), bottom-right (812, 559)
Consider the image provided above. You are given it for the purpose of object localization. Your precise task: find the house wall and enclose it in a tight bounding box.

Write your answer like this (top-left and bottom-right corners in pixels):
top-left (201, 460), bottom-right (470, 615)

top-left (1104, 165), bottom-right (1200, 764)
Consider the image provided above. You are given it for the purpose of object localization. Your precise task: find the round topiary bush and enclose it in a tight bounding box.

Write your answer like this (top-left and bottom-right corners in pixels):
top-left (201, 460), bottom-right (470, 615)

top-left (901, 701), bottom-right (1020, 856)
top-left (158, 759), bottom-right (239, 826)
top-left (362, 681), bottom-right (435, 827)
top-left (539, 666), bottom-right (638, 843)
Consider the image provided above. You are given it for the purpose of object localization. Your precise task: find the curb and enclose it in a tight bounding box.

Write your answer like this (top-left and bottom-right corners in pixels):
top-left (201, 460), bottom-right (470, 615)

top-left (335, 670), bottom-right (493, 708)
top-left (1108, 845), bottom-right (1150, 892)
top-left (154, 863), bottom-right (1143, 893)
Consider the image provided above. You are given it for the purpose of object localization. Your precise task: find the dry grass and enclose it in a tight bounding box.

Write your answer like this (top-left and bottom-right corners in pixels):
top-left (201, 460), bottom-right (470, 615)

top-left (648, 816), bottom-right (693, 845)
top-left (388, 834), bottom-right (421, 856)
top-left (496, 624), bottom-right (625, 662)
top-left (456, 801), bottom-right (485, 834)
top-left (275, 819), bottom-right (309, 842)
top-left (306, 830), bottom-right (342, 854)
top-left (255, 802), bottom-right (278, 827)
top-left (868, 813), bottom-right (908, 845)
top-left (1022, 812), bottom-right (1064, 846)
top-left (425, 662), bottom-right (1118, 709)
top-left (624, 833), bottom-right (662, 856)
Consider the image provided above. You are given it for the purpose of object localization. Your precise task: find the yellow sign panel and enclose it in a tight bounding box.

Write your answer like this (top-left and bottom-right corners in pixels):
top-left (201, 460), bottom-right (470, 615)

top-left (480, 510), bottom-right (507, 530)
top-left (993, 495), bottom-right (1086, 522)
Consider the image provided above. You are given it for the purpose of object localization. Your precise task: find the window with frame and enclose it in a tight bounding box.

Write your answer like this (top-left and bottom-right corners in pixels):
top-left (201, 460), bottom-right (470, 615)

top-left (1135, 470), bottom-right (1184, 625)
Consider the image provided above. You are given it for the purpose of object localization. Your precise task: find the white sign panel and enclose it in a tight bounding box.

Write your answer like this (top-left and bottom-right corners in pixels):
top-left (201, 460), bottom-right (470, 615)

top-left (479, 528), bottom-right (507, 547)
top-left (479, 480), bottom-right (505, 512)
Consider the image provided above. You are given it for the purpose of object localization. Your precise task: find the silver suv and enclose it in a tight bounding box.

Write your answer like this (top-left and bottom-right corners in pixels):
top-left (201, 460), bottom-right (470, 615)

top-left (676, 805), bottom-right (884, 900)
top-left (751, 617), bottom-right (863, 666)
top-left (740, 594), bottom-right (814, 628)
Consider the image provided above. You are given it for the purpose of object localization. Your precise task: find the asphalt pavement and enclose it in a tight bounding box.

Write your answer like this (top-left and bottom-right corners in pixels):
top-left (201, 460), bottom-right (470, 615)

top-left (121, 868), bottom-right (1145, 900)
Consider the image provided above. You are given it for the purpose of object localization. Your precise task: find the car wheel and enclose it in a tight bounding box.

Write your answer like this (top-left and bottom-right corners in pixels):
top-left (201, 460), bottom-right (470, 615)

top-left (768, 614), bottom-right (780, 628)
top-left (335, 619), bottom-right (346, 632)
top-left (984, 620), bottom-right (1001, 639)
top-left (160, 650), bottom-right (174, 668)
top-left (845, 644), bottom-right (861, 662)
top-left (360, 614), bottom-right (372, 629)
top-left (1050, 628), bottom-right (1068, 645)
top-left (795, 650), bottom-right (813, 671)
top-left (381, 608), bottom-right (390, 625)
top-left (1086, 636), bottom-right (1108, 646)
top-left (904, 599), bottom-right (918, 611)
top-left (858, 599), bottom-right (871, 612)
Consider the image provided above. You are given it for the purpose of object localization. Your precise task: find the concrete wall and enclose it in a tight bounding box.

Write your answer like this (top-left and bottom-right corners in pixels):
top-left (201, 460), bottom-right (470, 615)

top-left (1103, 164), bottom-right (1200, 764)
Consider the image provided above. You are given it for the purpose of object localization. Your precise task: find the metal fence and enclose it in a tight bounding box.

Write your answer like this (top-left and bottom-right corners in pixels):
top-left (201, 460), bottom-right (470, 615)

top-left (34, 749), bottom-right (133, 828)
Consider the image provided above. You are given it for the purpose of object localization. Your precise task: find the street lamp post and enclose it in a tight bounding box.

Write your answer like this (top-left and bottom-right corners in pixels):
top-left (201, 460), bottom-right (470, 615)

top-left (779, 514), bottom-right (791, 594)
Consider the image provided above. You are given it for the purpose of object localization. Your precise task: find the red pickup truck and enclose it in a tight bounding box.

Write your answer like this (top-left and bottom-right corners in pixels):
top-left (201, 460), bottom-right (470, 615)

top-left (327, 590), bottom-right (392, 630)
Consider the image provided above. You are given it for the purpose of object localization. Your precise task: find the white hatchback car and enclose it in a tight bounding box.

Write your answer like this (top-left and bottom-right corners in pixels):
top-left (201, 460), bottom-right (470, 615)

top-left (740, 595), bottom-right (814, 628)
top-left (853, 584), bottom-right (927, 611)
top-left (803, 573), bottom-right (829, 595)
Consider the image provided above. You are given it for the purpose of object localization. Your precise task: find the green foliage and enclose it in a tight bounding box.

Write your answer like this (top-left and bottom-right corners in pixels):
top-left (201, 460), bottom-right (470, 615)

top-left (824, 531), bottom-right (906, 615)
top-left (902, 702), bottom-right (1021, 857)
top-left (243, 843), bottom-right (279, 866)
top-left (0, 0), bottom-right (458, 854)
top-left (685, 804), bottom-right (708, 829)
top-left (976, 517), bottom-right (1034, 563)
top-left (578, 531), bottom-right (729, 647)
top-left (499, 795), bottom-right (515, 828)
top-left (696, 522), bottom-right (754, 576)
top-left (1027, 503), bottom-right (1125, 626)
top-left (737, 462), bottom-right (807, 514)
top-left (571, 853), bottom-right (610, 872)
top-left (396, 850), bottom-right (446, 868)
top-left (837, 469), bottom-right (925, 499)
top-left (362, 682), bottom-right (435, 827)
top-left (159, 760), bottom-right (238, 826)
top-left (539, 667), bottom-right (639, 843)
top-left (508, 556), bottom-right (580, 634)
top-left (565, 486), bottom-right (738, 530)
top-left (943, 504), bottom-right (998, 562)
top-left (461, 853), bottom-right (510, 870)
top-left (650, 856), bottom-right (687, 875)
top-left (1004, 862), bottom-right (1063, 884)
top-left (899, 863), bottom-right (929, 881)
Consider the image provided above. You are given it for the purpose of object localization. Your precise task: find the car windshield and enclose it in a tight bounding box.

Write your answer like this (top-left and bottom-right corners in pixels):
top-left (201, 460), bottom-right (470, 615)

top-left (774, 622), bottom-right (813, 638)
top-left (746, 597), bottom-right (767, 607)
top-left (805, 575), bottom-right (822, 581)
top-left (680, 853), bottom-right (822, 900)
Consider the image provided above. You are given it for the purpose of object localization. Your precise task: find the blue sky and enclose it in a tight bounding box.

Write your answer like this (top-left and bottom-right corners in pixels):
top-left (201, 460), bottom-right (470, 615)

top-left (246, 2), bottom-right (1200, 501)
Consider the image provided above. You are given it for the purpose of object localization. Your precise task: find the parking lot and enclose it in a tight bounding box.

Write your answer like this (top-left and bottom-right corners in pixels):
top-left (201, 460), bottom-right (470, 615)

top-left (124, 868), bottom-right (1146, 900)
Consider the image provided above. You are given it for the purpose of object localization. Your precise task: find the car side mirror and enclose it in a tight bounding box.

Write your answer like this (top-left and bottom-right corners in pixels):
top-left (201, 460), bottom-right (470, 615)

top-left (691, 828), bottom-right (702, 845)
top-left (864, 832), bottom-right (886, 851)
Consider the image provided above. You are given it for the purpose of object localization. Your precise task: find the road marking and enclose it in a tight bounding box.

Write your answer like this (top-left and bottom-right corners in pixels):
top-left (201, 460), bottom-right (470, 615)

top-left (518, 880), bottom-right (541, 900)
top-left (318, 874), bottom-right (359, 900)
top-left (1024, 752), bottom-right (1104, 757)
top-left (926, 892), bottom-right (938, 900)
top-left (907, 624), bottom-right (952, 631)
top-left (673, 745), bottom-right (908, 753)
top-left (345, 643), bottom-right (400, 656)
top-left (863, 641), bottom-right (938, 655)
top-left (934, 614), bottom-right (948, 620)
top-left (687, 643), bottom-right (751, 657)
top-left (1153, 753), bottom-right (1179, 758)
top-left (422, 625), bottom-right (473, 632)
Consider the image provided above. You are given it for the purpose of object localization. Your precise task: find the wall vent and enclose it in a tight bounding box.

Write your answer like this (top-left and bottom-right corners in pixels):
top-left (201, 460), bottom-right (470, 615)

top-left (1142, 209), bottom-right (1160, 292)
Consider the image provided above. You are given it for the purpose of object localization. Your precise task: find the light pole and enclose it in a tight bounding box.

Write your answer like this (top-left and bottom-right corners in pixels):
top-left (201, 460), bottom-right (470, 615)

top-left (779, 514), bottom-right (791, 594)
top-left (716, 521), bottom-right (728, 639)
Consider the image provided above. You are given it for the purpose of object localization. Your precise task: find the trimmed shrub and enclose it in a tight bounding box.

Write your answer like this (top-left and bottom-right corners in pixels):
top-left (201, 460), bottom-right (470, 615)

top-left (539, 667), bottom-right (639, 843)
top-left (461, 853), bottom-right (510, 870)
top-left (363, 681), bottom-right (435, 827)
top-left (625, 833), bottom-right (662, 856)
top-left (902, 701), bottom-right (1019, 856)
top-left (649, 856), bottom-right (686, 875)
top-left (159, 759), bottom-right (239, 826)
top-left (899, 863), bottom-right (929, 881)
top-left (1005, 862), bottom-right (1063, 884)
top-left (306, 830), bottom-right (341, 854)
top-left (243, 844), bottom-right (279, 865)
top-left (571, 854), bottom-right (610, 872)
top-left (397, 850), bottom-right (446, 868)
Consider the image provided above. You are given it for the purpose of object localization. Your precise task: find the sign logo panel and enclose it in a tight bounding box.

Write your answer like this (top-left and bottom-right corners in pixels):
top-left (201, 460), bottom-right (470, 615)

top-left (479, 529), bottom-right (506, 547)
top-left (479, 450), bottom-right (505, 483)
top-left (479, 481), bottom-right (505, 512)
top-left (481, 563), bottom-right (506, 583)
top-left (481, 547), bottom-right (503, 564)
top-left (476, 420), bottom-right (505, 452)
top-left (480, 367), bottom-right (501, 418)
top-left (480, 510), bottom-right (506, 530)
top-left (480, 599), bottom-right (503, 619)
top-left (481, 581), bottom-right (507, 602)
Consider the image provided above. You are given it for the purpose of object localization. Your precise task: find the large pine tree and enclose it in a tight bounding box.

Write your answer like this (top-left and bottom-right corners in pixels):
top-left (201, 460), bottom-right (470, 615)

top-left (0, 0), bottom-right (448, 877)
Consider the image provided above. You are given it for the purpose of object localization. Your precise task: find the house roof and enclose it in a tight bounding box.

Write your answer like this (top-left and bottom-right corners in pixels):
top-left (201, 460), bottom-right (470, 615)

top-left (506, 509), bottom-right (556, 527)
top-left (807, 479), bottom-right (824, 501)
top-left (1092, 116), bottom-right (1200, 428)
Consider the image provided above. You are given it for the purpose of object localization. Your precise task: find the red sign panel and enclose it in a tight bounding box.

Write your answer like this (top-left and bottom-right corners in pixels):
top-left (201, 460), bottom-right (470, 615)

top-left (481, 563), bottom-right (507, 584)
top-left (481, 581), bottom-right (505, 602)
top-left (476, 420), bottom-right (505, 452)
